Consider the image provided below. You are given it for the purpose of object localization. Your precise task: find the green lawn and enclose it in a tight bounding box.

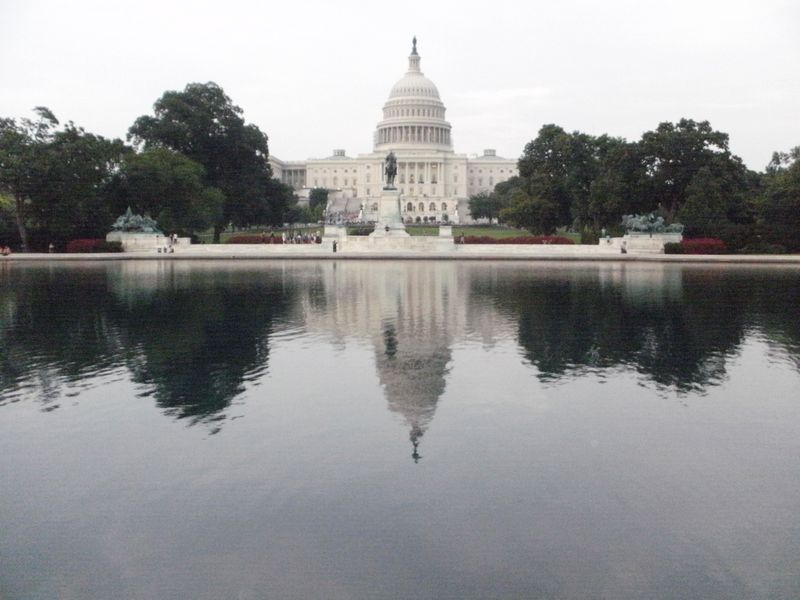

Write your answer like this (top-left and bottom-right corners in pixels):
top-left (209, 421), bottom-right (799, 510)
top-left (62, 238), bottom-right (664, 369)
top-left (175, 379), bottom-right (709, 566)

top-left (197, 225), bottom-right (582, 243)
top-left (406, 225), bottom-right (581, 242)
top-left (196, 225), bottom-right (323, 244)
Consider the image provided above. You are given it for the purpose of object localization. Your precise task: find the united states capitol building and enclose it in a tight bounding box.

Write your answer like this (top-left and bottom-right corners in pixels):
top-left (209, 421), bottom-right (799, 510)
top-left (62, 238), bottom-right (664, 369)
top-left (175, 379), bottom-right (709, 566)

top-left (269, 39), bottom-right (518, 224)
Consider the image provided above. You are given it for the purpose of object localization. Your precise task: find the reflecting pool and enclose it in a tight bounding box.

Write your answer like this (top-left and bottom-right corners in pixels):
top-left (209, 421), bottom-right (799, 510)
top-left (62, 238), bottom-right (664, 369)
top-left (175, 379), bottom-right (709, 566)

top-left (1, 260), bottom-right (799, 599)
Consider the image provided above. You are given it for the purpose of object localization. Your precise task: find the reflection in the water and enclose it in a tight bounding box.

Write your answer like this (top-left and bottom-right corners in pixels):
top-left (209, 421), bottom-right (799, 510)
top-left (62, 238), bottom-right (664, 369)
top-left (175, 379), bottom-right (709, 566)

top-left (471, 263), bottom-right (800, 391)
top-left (302, 262), bottom-right (467, 460)
top-left (0, 262), bottom-right (295, 432)
top-left (2, 260), bottom-right (800, 599)
top-left (2, 261), bottom-right (800, 428)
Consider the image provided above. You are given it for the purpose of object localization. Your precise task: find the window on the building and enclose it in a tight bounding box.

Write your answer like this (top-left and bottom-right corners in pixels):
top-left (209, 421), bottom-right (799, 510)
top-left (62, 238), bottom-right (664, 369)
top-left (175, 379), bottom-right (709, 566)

top-left (371, 203), bottom-right (378, 211)
top-left (418, 202), bottom-right (425, 211)
top-left (429, 202), bottom-right (436, 211)
top-left (441, 202), bottom-right (447, 211)
top-left (407, 202), bottom-right (413, 211)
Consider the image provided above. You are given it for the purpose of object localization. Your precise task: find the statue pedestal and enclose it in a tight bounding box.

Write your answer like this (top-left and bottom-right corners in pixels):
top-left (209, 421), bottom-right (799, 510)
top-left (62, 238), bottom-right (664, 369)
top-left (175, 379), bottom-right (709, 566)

top-left (370, 188), bottom-right (409, 237)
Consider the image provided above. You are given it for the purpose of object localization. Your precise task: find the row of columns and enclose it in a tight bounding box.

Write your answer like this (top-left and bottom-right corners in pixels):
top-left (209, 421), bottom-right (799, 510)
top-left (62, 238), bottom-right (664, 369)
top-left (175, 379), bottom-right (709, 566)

top-left (385, 161), bottom-right (441, 186)
top-left (378, 126), bottom-right (450, 145)
top-left (282, 169), bottom-right (306, 189)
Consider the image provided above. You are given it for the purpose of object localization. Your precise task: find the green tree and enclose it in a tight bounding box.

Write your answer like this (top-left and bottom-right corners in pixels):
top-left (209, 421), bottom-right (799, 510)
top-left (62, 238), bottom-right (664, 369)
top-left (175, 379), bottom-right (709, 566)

top-left (468, 191), bottom-right (495, 222)
top-left (309, 187), bottom-right (328, 211)
top-left (500, 190), bottom-right (559, 234)
top-left (760, 147), bottom-right (800, 250)
top-left (110, 148), bottom-right (224, 234)
top-left (584, 137), bottom-right (647, 230)
top-left (675, 166), bottom-right (753, 240)
top-left (129, 82), bottom-right (283, 241)
top-left (517, 125), bottom-right (598, 229)
top-left (0, 108), bottom-right (128, 249)
top-left (639, 119), bottom-right (745, 221)
top-left (33, 122), bottom-right (129, 240)
top-left (0, 108), bottom-right (58, 250)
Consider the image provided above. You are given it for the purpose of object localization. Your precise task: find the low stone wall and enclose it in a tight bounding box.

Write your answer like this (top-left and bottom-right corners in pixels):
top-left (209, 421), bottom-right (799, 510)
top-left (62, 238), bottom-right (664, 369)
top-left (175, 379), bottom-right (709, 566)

top-left (599, 233), bottom-right (682, 254)
top-left (456, 244), bottom-right (619, 256)
top-left (340, 236), bottom-right (455, 253)
top-left (107, 232), bottom-right (190, 252)
top-left (176, 243), bottom-right (331, 256)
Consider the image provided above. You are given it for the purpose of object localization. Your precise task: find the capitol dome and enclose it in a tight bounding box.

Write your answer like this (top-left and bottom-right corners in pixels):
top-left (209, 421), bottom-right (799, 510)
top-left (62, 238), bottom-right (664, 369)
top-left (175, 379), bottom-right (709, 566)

top-left (374, 38), bottom-right (452, 151)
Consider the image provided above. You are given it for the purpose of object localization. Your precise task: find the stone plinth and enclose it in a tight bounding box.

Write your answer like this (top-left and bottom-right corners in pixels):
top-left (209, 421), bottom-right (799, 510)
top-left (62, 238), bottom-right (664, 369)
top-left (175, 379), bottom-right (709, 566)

top-left (370, 188), bottom-right (409, 238)
top-left (323, 224), bottom-right (346, 240)
top-left (599, 233), bottom-right (683, 254)
top-left (106, 231), bottom-right (190, 252)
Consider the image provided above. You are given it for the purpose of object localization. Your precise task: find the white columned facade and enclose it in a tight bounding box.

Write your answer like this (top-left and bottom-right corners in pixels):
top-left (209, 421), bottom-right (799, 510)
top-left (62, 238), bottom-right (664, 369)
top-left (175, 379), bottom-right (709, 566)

top-left (271, 38), bottom-right (519, 224)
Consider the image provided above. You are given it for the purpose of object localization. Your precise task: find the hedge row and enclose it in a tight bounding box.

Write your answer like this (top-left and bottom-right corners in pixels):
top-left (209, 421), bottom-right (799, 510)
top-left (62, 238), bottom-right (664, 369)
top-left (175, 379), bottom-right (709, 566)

top-left (227, 235), bottom-right (284, 244)
top-left (65, 239), bottom-right (123, 253)
top-left (664, 238), bottom-right (728, 254)
top-left (456, 235), bottom-right (575, 245)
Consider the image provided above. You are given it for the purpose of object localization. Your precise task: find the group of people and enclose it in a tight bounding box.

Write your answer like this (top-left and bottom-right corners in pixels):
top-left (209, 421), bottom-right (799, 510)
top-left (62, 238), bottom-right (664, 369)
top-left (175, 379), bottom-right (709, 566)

top-left (0, 246), bottom-right (11, 256)
top-left (277, 231), bottom-right (322, 244)
top-left (157, 233), bottom-right (180, 254)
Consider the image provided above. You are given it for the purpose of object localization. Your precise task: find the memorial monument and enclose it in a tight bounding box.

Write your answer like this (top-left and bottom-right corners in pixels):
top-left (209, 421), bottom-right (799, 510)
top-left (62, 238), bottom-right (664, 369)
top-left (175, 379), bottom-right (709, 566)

top-left (269, 38), bottom-right (518, 225)
top-left (369, 151), bottom-right (409, 237)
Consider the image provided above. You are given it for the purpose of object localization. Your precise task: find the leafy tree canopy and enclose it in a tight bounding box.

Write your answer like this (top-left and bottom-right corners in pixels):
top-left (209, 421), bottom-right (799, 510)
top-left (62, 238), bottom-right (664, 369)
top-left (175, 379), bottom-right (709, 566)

top-left (639, 119), bottom-right (746, 221)
top-left (309, 188), bottom-right (328, 211)
top-left (108, 148), bottom-right (224, 234)
top-left (129, 82), bottom-right (282, 239)
top-left (1, 108), bottom-right (128, 249)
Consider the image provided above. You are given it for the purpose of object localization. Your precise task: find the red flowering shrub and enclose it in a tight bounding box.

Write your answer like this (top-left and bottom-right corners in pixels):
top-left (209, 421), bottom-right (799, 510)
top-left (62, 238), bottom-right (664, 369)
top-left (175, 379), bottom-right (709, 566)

top-left (456, 235), bottom-right (574, 245)
top-left (680, 238), bottom-right (728, 254)
top-left (65, 239), bottom-right (102, 253)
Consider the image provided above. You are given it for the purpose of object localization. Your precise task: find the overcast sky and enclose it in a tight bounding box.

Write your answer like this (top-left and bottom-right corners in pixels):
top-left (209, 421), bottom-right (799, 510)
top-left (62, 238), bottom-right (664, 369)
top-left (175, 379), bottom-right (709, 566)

top-left (1, 0), bottom-right (798, 170)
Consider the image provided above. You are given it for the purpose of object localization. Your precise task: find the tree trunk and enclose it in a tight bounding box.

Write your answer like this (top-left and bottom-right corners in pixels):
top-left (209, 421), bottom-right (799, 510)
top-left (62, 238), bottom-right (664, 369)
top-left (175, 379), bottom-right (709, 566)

top-left (14, 193), bottom-right (29, 252)
top-left (213, 224), bottom-right (222, 243)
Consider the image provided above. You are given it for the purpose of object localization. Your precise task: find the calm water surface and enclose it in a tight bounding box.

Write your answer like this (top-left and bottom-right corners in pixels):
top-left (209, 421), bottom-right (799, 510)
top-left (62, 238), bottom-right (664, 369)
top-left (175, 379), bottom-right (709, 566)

top-left (1, 260), bottom-right (799, 600)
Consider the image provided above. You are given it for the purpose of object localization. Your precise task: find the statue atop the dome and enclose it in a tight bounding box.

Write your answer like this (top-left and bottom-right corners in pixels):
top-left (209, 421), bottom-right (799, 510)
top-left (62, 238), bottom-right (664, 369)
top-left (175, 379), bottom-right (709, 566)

top-left (411, 36), bottom-right (418, 55)
top-left (384, 151), bottom-right (398, 189)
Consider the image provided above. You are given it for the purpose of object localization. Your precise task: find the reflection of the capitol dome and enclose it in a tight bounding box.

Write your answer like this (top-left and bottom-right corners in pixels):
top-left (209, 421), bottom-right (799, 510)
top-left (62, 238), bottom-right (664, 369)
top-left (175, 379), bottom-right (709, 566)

top-left (302, 261), bottom-right (472, 461)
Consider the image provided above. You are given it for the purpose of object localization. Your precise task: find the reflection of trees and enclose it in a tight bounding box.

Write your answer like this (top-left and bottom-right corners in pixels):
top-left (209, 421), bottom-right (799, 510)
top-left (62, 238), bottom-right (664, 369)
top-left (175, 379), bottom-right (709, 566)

top-left (0, 266), bottom-right (126, 407)
top-left (0, 263), bottom-right (292, 428)
top-left (472, 264), bottom-right (800, 391)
